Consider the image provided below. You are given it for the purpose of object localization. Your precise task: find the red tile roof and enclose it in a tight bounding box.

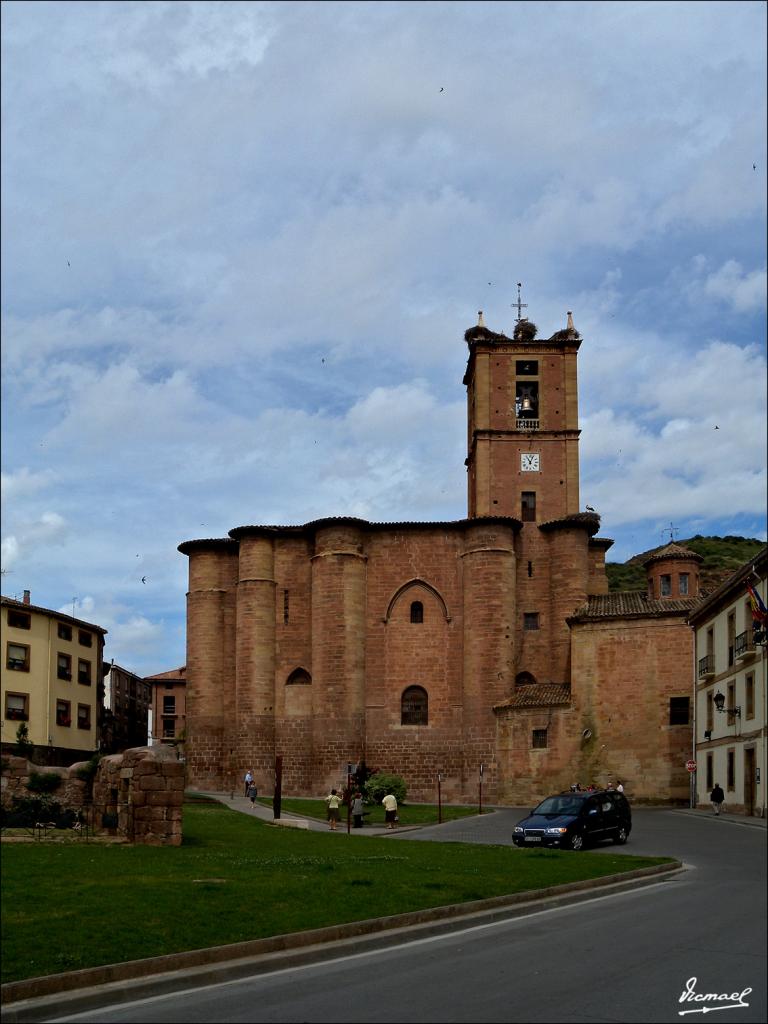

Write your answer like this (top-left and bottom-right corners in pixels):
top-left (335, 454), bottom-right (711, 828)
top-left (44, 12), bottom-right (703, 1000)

top-left (144, 666), bottom-right (186, 681)
top-left (494, 684), bottom-right (572, 710)
top-left (642, 542), bottom-right (703, 567)
top-left (568, 592), bottom-right (700, 622)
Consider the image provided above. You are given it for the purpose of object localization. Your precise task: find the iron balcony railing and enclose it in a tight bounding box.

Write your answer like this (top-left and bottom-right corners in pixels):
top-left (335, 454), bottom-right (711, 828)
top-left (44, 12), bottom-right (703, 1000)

top-left (698, 654), bottom-right (715, 678)
top-left (516, 418), bottom-right (540, 431)
top-left (734, 629), bottom-right (755, 660)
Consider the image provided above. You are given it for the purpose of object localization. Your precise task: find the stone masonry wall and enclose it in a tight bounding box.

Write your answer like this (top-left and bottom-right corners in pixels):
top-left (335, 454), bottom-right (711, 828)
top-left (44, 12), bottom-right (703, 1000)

top-left (494, 703), bottom-right (581, 806)
top-left (1, 744), bottom-right (184, 845)
top-left (570, 616), bottom-right (693, 803)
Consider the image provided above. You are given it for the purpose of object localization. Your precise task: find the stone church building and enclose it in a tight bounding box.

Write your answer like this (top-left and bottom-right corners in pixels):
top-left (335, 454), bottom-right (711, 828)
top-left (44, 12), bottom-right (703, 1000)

top-left (179, 311), bottom-right (700, 805)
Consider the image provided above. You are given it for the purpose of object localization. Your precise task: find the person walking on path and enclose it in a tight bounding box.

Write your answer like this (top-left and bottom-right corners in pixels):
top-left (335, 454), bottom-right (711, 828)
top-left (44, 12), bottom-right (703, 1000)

top-left (244, 769), bottom-right (253, 797)
top-left (351, 791), bottom-right (365, 829)
top-left (326, 789), bottom-right (342, 830)
top-left (382, 791), bottom-right (398, 829)
top-left (248, 782), bottom-right (258, 807)
top-left (710, 783), bottom-right (725, 815)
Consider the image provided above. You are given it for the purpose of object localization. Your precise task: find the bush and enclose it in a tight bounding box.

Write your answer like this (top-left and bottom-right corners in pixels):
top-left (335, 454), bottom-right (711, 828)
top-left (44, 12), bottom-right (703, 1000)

top-left (0, 795), bottom-right (78, 829)
top-left (26, 770), bottom-right (63, 794)
top-left (363, 773), bottom-right (407, 806)
top-left (74, 752), bottom-right (101, 783)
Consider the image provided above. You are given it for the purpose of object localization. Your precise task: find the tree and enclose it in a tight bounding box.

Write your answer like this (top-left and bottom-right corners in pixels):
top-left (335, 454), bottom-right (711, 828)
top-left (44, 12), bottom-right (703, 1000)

top-left (14, 722), bottom-right (34, 759)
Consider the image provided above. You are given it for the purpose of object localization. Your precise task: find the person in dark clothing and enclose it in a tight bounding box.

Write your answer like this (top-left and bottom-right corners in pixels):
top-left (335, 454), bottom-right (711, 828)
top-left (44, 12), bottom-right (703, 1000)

top-left (710, 784), bottom-right (725, 815)
top-left (351, 791), bottom-right (365, 828)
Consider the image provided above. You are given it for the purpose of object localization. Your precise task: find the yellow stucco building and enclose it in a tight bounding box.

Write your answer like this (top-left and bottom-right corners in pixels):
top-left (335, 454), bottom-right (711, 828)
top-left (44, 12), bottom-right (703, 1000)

top-left (1, 592), bottom-right (106, 764)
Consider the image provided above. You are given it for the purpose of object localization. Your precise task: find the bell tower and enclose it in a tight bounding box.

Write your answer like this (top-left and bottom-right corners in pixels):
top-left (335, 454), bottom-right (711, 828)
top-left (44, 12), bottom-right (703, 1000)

top-left (464, 297), bottom-right (582, 523)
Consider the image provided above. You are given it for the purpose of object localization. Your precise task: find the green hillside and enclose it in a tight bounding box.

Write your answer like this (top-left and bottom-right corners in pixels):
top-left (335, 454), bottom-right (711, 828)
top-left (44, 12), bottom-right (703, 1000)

top-left (606, 535), bottom-right (765, 593)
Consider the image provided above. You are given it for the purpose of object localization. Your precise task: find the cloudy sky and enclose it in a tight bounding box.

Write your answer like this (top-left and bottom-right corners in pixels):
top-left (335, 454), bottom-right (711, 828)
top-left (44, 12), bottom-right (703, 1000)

top-left (2, 0), bottom-right (766, 675)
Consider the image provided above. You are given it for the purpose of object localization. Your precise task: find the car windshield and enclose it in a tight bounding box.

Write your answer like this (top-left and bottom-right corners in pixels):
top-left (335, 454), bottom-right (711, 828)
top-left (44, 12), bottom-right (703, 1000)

top-left (533, 796), bottom-right (582, 816)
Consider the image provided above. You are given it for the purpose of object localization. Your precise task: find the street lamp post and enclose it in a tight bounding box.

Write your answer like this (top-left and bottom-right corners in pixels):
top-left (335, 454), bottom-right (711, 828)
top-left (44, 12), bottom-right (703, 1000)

top-left (273, 755), bottom-right (283, 820)
top-left (346, 762), bottom-right (354, 835)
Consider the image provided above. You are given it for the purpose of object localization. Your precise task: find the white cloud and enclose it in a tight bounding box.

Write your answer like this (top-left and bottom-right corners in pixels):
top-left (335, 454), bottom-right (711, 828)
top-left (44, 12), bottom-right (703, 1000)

top-left (521, 179), bottom-right (647, 252)
top-left (581, 340), bottom-right (767, 530)
top-left (57, 594), bottom-right (165, 660)
top-left (703, 260), bottom-right (767, 313)
top-left (1, 535), bottom-right (19, 569)
top-left (1, 512), bottom-right (69, 570)
top-left (1, 467), bottom-right (56, 500)
top-left (103, 614), bottom-right (165, 661)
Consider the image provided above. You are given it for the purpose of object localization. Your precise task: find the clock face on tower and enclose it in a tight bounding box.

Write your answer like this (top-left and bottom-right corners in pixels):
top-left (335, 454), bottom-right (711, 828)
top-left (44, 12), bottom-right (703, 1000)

top-left (521, 453), bottom-right (540, 472)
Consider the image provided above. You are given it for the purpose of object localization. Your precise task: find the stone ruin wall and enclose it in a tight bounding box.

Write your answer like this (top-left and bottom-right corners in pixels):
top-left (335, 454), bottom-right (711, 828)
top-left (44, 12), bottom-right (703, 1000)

top-left (1, 744), bottom-right (184, 846)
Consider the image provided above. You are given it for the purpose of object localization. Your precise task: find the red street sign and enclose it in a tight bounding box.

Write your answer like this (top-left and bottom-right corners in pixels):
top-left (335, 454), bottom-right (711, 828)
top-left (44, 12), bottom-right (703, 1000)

top-left (686, 760), bottom-right (697, 772)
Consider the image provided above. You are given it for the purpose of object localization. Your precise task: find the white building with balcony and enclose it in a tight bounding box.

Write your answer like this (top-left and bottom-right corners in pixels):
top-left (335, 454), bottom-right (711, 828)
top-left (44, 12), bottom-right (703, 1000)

top-left (690, 547), bottom-right (767, 817)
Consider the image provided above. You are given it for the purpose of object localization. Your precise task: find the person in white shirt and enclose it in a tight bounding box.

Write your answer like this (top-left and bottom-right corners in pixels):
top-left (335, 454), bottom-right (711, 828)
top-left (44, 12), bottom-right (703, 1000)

top-left (244, 769), bottom-right (253, 797)
top-left (616, 780), bottom-right (624, 794)
top-left (326, 789), bottom-right (342, 830)
top-left (382, 792), bottom-right (398, 829)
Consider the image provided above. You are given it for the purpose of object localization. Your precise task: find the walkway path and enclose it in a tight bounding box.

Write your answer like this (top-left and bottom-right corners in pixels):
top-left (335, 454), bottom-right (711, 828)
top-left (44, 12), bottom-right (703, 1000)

top-left (192, 790), bottom-right (422, 835)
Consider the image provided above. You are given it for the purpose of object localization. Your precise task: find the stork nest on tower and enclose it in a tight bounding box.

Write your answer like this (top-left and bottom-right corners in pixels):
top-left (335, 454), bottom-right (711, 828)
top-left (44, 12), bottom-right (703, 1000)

top-left (549, 326), bottom-right (581, 342)
top-left (513, 319), bottom-right (538, 341)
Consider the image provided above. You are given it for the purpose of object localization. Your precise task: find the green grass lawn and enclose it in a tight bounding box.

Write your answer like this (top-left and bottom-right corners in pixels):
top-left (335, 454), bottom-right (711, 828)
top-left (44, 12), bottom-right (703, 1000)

top-left (1, 801), bottom-right (671, 984)
top-left (259, 797), bottom-right (482, 826)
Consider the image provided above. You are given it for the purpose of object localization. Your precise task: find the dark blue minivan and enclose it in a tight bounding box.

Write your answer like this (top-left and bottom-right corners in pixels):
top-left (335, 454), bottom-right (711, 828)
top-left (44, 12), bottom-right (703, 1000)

top-left (513, 790), bottom-right (631, 850)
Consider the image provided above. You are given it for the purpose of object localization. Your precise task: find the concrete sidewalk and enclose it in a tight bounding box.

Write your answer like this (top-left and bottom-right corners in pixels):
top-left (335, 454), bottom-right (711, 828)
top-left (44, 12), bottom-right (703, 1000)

top-left (669, 806), bottom-right (766, 828)
top-left (193, 790), bottom-right (423, 834)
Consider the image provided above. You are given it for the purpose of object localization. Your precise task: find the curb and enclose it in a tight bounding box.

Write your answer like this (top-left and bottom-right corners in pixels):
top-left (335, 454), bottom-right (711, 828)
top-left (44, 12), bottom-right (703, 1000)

top-left (1, 860), bottom-right (682, 1021)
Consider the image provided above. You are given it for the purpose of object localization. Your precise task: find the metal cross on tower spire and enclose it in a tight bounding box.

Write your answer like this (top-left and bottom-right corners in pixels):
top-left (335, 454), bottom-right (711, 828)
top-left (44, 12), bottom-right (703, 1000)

top-left (661, 522), bottom-right (679, 544)
top-left (512, 282), bottom-right (528, 323)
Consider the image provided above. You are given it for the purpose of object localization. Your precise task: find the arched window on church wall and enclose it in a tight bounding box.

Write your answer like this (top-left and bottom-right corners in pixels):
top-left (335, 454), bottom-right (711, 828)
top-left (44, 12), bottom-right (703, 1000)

top-left (516, 671), bottom-right (536, 687)
top-left (286, 668), bottom-right (312, 686)
top-left (410, 601), bottom-right (424, 623)
top-left (401, 686), bottom-right (428, 725)
top-left (284, 667), bottom-right (312, 718)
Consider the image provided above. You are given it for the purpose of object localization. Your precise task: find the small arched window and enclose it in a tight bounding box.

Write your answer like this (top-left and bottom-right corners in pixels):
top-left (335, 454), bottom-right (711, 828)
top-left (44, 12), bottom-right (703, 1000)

top-left (516, 671), bottom-right (536, 688)
top-left (286, 668), bottom-right (312, 686)
top-left (410, 601), bottom-right (424, 623)
top-left (401, 686), bottom-right (428, 725)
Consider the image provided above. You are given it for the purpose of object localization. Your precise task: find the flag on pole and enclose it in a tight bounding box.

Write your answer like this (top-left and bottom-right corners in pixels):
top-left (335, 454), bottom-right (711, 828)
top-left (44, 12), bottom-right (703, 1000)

top-left (746, 580), bottom-right (768, 624)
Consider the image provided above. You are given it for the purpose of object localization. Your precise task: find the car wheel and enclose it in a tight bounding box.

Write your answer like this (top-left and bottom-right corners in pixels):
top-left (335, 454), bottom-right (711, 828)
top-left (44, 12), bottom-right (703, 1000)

top-left (568, 830), bottom-right (584, 851)
top-left (613, 826), bottom-right (628, 845)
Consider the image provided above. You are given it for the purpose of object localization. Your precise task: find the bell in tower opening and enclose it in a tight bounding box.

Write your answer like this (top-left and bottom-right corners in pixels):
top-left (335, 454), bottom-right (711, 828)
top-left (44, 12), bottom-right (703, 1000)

top-left (516, 382), bottom-right (539, 424)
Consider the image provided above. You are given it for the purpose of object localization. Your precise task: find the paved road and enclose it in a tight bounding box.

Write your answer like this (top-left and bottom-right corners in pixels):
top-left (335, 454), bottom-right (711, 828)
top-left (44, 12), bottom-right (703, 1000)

top-left (48, 807), bottom-right (766, 1024)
